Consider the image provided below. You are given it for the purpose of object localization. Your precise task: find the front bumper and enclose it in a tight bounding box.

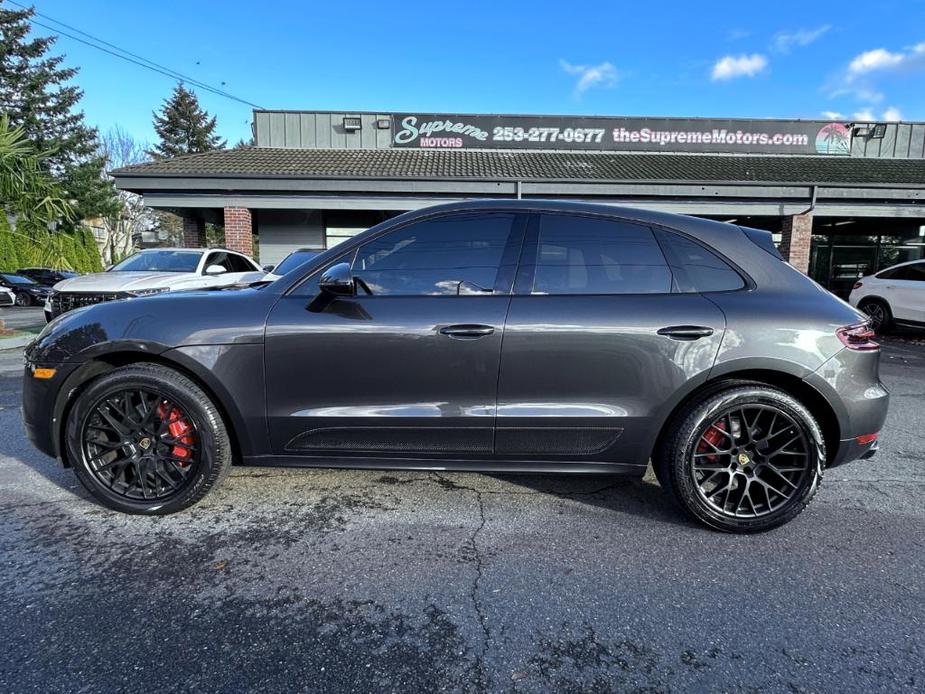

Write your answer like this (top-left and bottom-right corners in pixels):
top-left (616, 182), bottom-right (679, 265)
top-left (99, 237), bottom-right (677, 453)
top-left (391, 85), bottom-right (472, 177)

top-left (21, 357), bottom-right (81, 460)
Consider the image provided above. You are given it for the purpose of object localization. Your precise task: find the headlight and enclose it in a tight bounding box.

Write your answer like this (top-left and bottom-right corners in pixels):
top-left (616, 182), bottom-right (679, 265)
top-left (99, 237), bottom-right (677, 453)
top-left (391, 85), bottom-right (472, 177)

top-left (126, 287), bottom-right (171, 297)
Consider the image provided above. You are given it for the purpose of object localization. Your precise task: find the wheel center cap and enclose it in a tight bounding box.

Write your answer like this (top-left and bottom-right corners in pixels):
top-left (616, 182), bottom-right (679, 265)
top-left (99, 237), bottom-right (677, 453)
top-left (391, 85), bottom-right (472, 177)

top-left (138, 437), bottom-right (152, 451)
top-left (737, 452), bottom-right (751, 466)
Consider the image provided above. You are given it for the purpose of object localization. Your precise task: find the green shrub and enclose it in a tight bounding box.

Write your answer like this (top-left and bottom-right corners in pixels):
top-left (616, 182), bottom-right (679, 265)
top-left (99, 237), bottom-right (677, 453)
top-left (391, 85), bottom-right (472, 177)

top-left (0, 220), bottom-right (103, 273)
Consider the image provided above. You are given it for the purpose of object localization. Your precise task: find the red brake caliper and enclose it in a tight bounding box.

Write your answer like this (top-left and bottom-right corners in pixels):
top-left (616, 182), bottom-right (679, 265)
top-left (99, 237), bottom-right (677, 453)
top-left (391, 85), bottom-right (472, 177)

top-left (697, 421), bottom-right (727, 461)
top-left (157, 402), bottom-right (194, 465)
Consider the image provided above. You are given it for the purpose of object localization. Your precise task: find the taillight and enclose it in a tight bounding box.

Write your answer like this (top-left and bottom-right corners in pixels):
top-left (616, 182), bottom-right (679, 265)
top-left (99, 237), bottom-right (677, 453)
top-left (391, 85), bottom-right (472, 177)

top-left (856, 432), bottom-right (878, 445)
top-left (836, 322), bottom-right (879, 351)
top-left (852, 281), bottom-right (863, 290)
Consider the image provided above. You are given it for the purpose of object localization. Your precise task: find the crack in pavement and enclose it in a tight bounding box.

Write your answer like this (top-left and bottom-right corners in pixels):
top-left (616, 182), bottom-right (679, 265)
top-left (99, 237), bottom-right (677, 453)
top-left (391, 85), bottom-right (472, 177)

top-left (433, 473), bottom-right (491, 692)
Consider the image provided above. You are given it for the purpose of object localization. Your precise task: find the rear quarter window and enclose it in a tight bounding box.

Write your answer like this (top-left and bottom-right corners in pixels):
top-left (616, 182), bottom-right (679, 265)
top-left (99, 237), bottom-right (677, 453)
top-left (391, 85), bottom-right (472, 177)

top-left (655, 228), bottom-right (745, 293)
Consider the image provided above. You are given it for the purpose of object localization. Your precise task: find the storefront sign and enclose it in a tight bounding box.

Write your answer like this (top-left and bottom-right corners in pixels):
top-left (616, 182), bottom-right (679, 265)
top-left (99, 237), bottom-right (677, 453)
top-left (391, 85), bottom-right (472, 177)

top-left (392, 114), bottom-right (852, 155)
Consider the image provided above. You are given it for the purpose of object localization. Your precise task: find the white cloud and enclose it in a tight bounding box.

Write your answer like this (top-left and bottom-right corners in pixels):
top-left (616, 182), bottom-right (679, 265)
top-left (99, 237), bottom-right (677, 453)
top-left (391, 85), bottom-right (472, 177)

top-left (847, 42), bottom-right (925, 76)
top-left (773, 25), bottom-right (830, 53)
top-left (848, 48), bottom-right (905, 75)
top-left (821, 110), bottom-right (844, 120)
top-left (882, 106), bottom-right (903, 121)
top-left (853, 108), bottom-right (876, 121)
top-left (560, 60), bottom-right (619, 95)
top-left (711, 54), bottom-right (768, 80)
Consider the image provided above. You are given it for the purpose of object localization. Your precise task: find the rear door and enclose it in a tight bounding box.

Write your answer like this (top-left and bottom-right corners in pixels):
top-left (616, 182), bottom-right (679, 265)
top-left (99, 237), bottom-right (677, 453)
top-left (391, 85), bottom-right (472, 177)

top-left (264, 212), bottom-right (524, 458)
top-left (495, 212), bottom-right (730, 465)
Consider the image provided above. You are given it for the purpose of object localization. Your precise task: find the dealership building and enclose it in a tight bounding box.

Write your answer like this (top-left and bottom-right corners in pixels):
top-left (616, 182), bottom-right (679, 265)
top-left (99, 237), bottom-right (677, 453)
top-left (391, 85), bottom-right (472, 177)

top-left (113, 110), bottom-right (925, 295)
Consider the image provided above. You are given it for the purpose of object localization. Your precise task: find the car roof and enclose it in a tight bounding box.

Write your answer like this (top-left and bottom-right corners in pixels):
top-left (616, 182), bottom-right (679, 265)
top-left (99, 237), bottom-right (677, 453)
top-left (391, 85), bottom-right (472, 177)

top-left (137, 247), bottom-right (251, 255)
top-left (389, 199), bottom-right (746, 249)
top-left (878, 258), bottom-right (925, 272)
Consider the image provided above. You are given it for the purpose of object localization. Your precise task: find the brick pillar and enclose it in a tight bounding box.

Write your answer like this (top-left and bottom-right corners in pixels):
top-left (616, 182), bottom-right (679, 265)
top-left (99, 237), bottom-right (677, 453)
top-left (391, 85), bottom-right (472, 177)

top-left (182, 217), bottom-right (206, 247)
top-left (223, 207), bottom-right (253, 256)
top-left (779, 213), bottom-right (813, 273)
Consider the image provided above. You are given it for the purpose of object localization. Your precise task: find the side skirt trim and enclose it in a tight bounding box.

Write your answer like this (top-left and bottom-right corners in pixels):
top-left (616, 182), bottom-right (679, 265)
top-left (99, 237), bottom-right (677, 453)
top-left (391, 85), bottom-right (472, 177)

top-left (240, 454), bottom-right (647, 476)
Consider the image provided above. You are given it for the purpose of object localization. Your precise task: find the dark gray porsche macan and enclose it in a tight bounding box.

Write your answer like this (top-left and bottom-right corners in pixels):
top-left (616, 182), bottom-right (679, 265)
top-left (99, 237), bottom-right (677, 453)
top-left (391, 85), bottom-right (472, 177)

top-left (22, 201), bottom-right (889, 532)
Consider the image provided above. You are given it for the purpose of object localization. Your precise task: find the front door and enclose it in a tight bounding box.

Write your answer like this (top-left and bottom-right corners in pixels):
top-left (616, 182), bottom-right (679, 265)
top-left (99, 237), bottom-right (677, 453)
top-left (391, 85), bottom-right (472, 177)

top-left (888, 260), bottom-right (925, 322)
top-left (495, 212), bottom-right (728, 465)
top-left (264, 212), bottom-right (524, 459)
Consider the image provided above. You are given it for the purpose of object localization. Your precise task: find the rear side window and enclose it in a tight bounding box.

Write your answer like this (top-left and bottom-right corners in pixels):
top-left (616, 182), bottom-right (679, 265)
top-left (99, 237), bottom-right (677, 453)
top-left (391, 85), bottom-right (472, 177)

top-left (531, 215), bottom-right (672, 295)
top-left (889, 262), bottom-right (925, 281)
top-left (655, 229), bottom-right (745, 292)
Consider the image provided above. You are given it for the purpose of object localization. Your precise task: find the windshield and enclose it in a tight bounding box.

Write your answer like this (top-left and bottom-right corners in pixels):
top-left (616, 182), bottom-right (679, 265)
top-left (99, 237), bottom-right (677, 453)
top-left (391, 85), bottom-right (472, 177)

top-left (271, 250), bottom-right (322, 276)
top-left (1, 274), bottom-right (36, 285)
top-left (110, 251), bottom-right (202, 273)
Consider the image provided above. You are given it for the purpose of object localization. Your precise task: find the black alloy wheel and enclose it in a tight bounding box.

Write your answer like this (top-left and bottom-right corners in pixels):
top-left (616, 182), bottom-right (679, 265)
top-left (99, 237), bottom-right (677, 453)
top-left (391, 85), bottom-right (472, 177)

top-left (15, 291), bottom-right (31, 306)
top-left (690, 404), bottom-right (811, 519)
top-left (657, 383), bottom-right (824, 532)
top-left (66, 364), bottom-right (232, 514)
top-left (80, 388), bottom-right (200, 501)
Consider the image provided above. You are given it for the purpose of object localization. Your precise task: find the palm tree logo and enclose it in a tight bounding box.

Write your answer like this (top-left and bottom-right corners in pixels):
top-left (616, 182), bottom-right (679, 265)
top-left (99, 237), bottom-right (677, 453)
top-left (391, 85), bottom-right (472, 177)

top-left (815, 123), bottom-right (851, 155)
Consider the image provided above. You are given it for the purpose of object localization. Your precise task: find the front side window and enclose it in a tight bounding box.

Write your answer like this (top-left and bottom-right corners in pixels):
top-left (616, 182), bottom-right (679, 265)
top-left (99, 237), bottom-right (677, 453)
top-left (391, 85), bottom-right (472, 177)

top-left (352, 214), bottom-right (514, 296)
top-left (655, 229), bottom-right (745, 292)
top-left (531, 214), bottom-right (671, 295)
top-left (226, 253), bottom-right (257, 272)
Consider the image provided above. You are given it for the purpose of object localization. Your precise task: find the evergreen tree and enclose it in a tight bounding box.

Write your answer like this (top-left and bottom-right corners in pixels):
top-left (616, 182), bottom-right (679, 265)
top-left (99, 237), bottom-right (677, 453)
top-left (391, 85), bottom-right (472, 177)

top-left (0, 3), bottom-right (117, 225)
top-left (149, 84), bottom-right (226, 158)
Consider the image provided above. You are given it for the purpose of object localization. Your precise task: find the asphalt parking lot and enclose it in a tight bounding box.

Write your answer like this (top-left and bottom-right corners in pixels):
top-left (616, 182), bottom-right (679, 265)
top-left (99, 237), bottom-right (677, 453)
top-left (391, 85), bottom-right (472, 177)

top-left (0, 336), bottom-right (922, 692)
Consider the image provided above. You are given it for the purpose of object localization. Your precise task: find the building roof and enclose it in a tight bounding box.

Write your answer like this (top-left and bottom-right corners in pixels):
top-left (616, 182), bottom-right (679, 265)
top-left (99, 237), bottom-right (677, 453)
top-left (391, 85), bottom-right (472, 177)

top-left (113, 147), bottom-right (925, 187)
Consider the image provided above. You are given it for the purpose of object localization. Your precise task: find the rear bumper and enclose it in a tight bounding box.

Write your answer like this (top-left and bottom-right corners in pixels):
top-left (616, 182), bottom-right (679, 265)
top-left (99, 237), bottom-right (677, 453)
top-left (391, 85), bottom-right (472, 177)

top-left (804, 347), bottom-right (889, 468)
top-left (829, 436), bottom-right (879, 468)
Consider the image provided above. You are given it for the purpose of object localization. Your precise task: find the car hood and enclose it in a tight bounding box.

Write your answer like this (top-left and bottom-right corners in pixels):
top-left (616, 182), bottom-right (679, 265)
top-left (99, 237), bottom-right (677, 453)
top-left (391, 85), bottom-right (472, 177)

top-left (53, 272), bottom-right (192, 293)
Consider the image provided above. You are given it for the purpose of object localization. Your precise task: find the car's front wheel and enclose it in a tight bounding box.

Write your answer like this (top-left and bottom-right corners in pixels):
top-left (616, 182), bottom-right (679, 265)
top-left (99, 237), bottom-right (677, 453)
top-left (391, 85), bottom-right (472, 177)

top-left (656, 384), bottom-right (824, 533)
top-left (15, 292), bottom-right (32, 307)
top-left (65, 364), bottom-right (232, 514)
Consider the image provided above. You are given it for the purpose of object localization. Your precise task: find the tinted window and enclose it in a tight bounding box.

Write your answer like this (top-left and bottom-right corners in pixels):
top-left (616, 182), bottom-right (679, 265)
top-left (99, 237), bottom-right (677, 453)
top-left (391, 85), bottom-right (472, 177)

top-left (0, 274), bottom-right (35, 285)
top-left (353, 214), bottom-right (513, 296)
top-left (891, 262), bottom-right (925, 281)
top-left (656, 229), bottom-right (745, 292)
top-left (111, 251), bottom-right (202, 272)
top-left (205, 252), bottom-right (236, 272)
top-left (531, 215), bottom-right (671, 295)
top-left (226, 253), bottom-right (256, 272)
top-left (272, 250), bottom-right (322, 276)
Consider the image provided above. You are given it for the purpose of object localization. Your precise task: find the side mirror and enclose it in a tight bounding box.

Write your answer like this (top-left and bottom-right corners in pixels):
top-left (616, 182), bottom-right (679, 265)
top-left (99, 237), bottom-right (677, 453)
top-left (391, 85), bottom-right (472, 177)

top-left (262, 264), bottom-right (275, 273)
top-left (205, 264), bottom-right (227, 275)
top-left (318, 262), bottom-right (355, 296)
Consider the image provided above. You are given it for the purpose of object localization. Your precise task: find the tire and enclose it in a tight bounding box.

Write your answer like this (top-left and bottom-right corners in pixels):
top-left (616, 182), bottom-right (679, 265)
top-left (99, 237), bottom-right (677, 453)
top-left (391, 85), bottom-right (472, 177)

top-left (655, 383), bottom-right (824, 533)
top-left (15, 292), bottom-right (32, 307)
top-left (65, 363), bottom-right (232, 514)
top-left (858, 298), bottom-right (892, 333)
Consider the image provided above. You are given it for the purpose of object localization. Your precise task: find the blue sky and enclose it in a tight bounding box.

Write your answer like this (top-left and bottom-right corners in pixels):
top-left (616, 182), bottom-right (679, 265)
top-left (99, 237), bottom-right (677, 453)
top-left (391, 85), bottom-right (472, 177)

top-left (15, 0), bottom-right (925, 146)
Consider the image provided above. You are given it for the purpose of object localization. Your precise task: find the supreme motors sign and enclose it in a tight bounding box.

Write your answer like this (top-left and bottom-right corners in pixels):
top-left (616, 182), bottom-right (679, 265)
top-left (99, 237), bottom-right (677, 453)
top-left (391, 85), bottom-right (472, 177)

top-left (392, 114), bottom-right (851, 155)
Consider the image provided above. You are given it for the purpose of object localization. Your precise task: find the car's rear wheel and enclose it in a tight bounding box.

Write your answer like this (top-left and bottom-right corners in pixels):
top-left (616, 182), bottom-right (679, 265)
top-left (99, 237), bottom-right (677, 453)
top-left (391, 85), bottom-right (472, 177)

top-left (858, 298), bottom-right (892, 333)
top-left (656, 384), bottom-right (824, 532)
top-left (65, 364), bottom-right (232, 514)
top-left (15, 292), bottom-right (32, 307)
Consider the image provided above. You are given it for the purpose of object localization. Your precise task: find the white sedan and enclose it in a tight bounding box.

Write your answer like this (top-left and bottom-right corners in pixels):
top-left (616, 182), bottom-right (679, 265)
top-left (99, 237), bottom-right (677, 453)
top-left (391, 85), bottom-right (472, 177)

top-left (46, 248), bottom-right (264, 321)
top-left (849, 259), bottom-right (925, 332)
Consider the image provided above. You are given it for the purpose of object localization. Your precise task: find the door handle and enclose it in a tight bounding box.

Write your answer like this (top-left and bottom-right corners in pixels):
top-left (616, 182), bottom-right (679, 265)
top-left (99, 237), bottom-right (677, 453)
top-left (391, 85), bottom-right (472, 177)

top-left (439, 324), bottom-right (495, 339)
top-left (657, 325), bottom-right (714, 341)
